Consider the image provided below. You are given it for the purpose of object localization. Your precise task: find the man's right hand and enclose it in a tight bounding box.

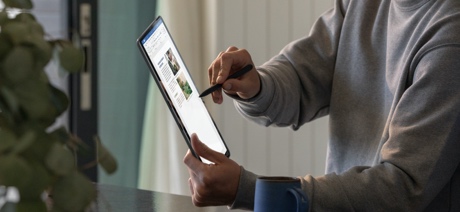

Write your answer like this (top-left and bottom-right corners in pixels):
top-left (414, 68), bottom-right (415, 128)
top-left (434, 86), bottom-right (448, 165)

top-left (208, 46), bottom-right (260, 104)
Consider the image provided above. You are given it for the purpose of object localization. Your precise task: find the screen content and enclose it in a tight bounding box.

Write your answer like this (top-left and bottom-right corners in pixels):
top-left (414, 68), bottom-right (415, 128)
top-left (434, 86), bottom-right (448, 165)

top-left (140, 19), bottom-right (227, 159)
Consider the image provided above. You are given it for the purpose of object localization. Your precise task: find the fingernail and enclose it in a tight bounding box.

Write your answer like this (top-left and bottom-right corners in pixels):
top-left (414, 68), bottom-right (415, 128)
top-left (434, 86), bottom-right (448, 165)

top-left (216, 76), bottom-right (222, 83)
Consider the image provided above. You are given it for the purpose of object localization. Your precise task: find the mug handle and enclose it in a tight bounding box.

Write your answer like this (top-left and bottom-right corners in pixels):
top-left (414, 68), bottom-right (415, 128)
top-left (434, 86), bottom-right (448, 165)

top-left (287, 188), bottom-right (308, 212)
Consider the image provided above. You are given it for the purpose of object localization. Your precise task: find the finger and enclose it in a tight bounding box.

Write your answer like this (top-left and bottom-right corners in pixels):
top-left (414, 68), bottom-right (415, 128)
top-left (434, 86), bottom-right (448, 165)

top-left (188, 178), bottom-right (194, 196)
top-left (210, 52), bottom-right (223, 85)
top-left (216, 46), bottom-right (240, 84)
top-left (184, 148), bottom-right (204, 175)
top-left (190, 133), bottom-right (226, 164)
top-left (211, 87), bottom-right (223, 104)
top-left (209, 54), bottom-right (224, 104)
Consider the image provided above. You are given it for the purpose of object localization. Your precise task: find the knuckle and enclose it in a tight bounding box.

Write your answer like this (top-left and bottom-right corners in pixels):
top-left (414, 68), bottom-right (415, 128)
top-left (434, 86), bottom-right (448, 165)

top-left (227, 46), bottom-right (238, 51)
top-left (183, 155), bottom-right (189, 164)
top-left (220, 51), bottom-right (232, 61)
top-left (239, 48), bottom-right (250, 57)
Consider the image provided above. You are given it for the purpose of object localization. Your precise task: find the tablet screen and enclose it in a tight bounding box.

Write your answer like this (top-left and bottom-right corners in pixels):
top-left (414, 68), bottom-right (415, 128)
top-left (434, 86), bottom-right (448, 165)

top-left (137, 17), bottom-right (229, 161)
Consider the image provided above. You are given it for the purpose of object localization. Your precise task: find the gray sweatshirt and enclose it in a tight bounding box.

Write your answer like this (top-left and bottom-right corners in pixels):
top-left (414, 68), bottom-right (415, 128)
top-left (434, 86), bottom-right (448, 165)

top-left (230, 0), bottom-right (460, 211)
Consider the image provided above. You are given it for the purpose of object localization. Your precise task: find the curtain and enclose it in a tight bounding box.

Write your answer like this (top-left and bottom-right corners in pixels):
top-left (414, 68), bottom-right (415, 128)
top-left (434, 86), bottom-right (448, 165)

top-left (138, 0), bottom-right (204, 195)
top-left (98, 0), bottom-right (155, 187)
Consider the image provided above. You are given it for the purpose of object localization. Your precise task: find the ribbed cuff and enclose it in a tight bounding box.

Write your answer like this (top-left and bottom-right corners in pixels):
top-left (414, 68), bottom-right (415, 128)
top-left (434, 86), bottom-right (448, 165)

top-left (228, 166), bottom-right (259, 210)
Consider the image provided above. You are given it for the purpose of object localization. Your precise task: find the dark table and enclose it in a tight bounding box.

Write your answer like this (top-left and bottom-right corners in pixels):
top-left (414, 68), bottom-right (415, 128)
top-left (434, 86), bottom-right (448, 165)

top-left (90, 184), bottom-right (247, 212)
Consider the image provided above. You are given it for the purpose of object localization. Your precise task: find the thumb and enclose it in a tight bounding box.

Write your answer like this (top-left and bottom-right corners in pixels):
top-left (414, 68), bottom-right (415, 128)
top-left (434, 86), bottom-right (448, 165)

top-left (222, 78), bottom-right (258, 99)
top-left (190, 133), bottom-right (224, 163)
top-left (221, 67), bottom-right (260, 99)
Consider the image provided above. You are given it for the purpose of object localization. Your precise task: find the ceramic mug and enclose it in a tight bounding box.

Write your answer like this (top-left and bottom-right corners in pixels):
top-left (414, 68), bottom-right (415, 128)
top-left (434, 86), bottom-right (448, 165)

top-left (254, 176), bottom-right (308, 212)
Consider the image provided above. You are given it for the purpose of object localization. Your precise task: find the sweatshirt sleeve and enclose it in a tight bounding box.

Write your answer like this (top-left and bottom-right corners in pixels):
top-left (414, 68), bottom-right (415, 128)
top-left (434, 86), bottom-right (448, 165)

top-left (234, 0), bottom-right (347, 130)
top-left (301, 46), bottom-right (460, 211)
top-left (228, 166), bottom-right (259, 210)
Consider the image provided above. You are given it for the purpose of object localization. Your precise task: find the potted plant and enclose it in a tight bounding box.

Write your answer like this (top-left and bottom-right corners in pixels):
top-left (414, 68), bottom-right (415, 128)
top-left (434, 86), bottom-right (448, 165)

top-left (0, 0), bottom-right (117, 211)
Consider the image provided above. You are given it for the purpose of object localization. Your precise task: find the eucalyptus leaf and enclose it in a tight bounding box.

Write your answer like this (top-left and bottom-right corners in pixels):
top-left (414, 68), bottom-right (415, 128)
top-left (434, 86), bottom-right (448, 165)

top-left (28, 20), bottom-right (45, 37)
top-left (13, 13), bottom-right (45, 38)
top-left (0, 33), bottom-right (13, 62)
top-left (30, 35), bottom-right (53, 69)
top-left (0, 155), bottom-right (32, 188)
top-left (32, 84), bottom-right (68, 128)
top-left (58, 43), bottom-right (84, 73)
top-left (0, 10), bottom-right (8, 26)
top-left (3, 0), bottom-right (33, 9)
top-left (0, 129), bottom-right (17, 153)
top-left (0, 113), bottom-right (9, 129)
top-left (49, 84), bottom-right (69, 116)
top-left (45, 143), bottom-right (75, 176)
top-left (1, 21), bottom-right (30, 45)
top-left (38, 69), bottom-right (50, 84)
top-left (15, 200), bottom-right (47, 212)
top-left (16, 162), bottom-right (51, 201)
top-left (20, 130), bottom-right (56, 162)
top-left (13, 79), bottom-right (51, 120)
top-left (0, 95), bottom-right (18, 129)
top-left (2, 46), bottom-right (35, 83)
top-left (48, 126), bottom-right (71, 143)
top-left (1, 86), bottom-right (19, 113)
top-left (52, 171), bottom-right (96, 212)
top-left (13, 12), bottom-right (36, 22)
top-left (11, 130), bottom-right (35, 154)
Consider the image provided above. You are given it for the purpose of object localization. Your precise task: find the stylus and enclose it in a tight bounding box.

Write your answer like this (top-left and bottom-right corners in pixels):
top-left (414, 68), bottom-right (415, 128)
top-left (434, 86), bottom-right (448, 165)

top-left (199, 64), bottom-right (254, 97)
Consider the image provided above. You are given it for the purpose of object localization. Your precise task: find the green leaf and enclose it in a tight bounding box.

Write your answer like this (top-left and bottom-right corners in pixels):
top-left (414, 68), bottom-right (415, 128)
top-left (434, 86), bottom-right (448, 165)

top-left (27, 20), bottom-right (45, 37)
top-left (2, 46), bottom-right (35, 83)
top-left (0, 155), bottom-right (32, 188)
top-left (1, 21), bottom-right (30, 45)
top-left (95, 136), bottom-right (118, 174)
top-left (15, 201), bottom-right (47, 212)
top-left (58, 43), bottom-right (84, 73)
top-left (11, 130), bottom-right (35, 154)
top-left (13, 13), bottom-right (45, 38)
top-left (3, 0), bottom-right (34, 9)
top-left (13, 79), bottom-right (51, 120)
top-left (49, 84), bottom-right (69, 116)
top-left (0, 128), bottom-right (17, 153)
top-left (45, 143), bottom-right (75, 176)
top-left (0, 33), bottom-right (13, 62)
top-left (30, 35), bottom-right (52, 69)
top-left (13, 12), bottom-right (36, 22)
top-left (52, 171), bottom-right (96, 212)
top-left (16, 162), bottom-right (51, 201)
top-left (1, 86), bottom-right (19, 113)
top-left (0, 10), bottom-right (8, 26)
top-left (20, 130), bottom-right (56, 162)
top-left (48, 126), bottom-right (71, 144)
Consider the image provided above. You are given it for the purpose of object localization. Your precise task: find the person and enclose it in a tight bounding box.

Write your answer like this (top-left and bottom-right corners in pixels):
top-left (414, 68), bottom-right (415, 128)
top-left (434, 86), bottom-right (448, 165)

top-left (183, 0), bottom-right (460, 211)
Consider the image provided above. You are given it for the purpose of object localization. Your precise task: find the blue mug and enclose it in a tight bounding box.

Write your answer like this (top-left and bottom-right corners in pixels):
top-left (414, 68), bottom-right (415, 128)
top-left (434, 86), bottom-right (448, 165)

top-left (254, 176), bottom-right (308, 212)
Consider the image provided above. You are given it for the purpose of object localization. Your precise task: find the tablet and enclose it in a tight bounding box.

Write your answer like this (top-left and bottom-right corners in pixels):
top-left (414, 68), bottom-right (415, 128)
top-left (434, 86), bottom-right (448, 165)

top-left (137, 16), bottom-right (230, 163)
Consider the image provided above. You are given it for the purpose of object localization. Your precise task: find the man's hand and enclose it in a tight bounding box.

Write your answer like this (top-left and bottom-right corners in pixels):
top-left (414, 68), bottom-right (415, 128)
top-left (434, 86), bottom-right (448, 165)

top-left (208, 46), bottom-right (260, 104)
top-left (183, 134), bottom-right (241, 206)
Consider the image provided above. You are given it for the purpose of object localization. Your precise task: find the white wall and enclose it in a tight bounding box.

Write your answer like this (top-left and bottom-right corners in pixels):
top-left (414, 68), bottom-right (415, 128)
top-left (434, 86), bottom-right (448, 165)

top-left (202, 0), bottom-right (334, 178)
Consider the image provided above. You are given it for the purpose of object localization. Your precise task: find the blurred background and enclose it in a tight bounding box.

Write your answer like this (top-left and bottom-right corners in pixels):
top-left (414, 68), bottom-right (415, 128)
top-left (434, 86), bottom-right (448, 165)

top-left (27, 0), bottom-right (333, 196)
